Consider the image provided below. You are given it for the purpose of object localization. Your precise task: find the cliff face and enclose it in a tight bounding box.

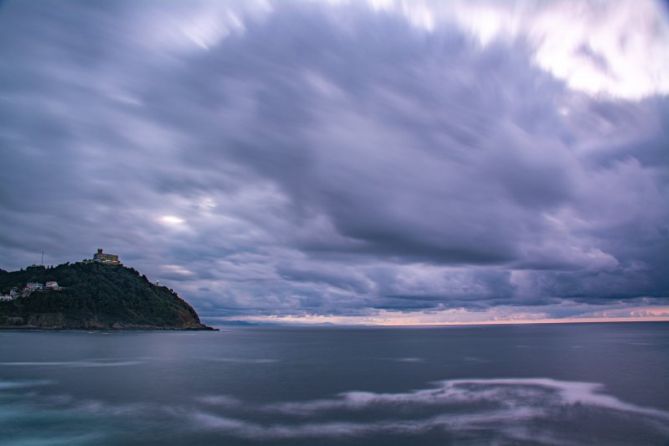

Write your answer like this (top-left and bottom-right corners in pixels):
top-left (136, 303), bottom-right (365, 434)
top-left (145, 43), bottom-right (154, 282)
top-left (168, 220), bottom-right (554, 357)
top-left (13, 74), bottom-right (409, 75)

top-left (0, 262), bottom-right (213, 330)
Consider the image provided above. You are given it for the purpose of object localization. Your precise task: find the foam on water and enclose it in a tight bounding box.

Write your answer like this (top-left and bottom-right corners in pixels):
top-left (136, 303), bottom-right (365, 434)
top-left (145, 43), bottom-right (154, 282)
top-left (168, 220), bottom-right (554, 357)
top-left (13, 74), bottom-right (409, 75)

top-left (4, 376), bottom-right (660, 442)
top-left (191, 377), bottom-right (669, 441)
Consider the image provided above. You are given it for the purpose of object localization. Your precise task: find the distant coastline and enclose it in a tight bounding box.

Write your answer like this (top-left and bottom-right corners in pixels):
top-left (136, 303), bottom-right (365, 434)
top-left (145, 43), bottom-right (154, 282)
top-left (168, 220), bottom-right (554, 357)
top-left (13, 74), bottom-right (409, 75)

top-left (213, 317), bottom-right (669, 328)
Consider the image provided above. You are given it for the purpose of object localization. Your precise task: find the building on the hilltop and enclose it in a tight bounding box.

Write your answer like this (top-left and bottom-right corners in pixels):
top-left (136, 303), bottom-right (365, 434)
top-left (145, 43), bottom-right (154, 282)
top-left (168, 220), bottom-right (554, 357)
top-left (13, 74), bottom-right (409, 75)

top-left (0, 294), bottom-right (13, 301)
top-left (45, 281), bottom-right (60, 290)
top-left (93, 248), bottom-right (121, 265)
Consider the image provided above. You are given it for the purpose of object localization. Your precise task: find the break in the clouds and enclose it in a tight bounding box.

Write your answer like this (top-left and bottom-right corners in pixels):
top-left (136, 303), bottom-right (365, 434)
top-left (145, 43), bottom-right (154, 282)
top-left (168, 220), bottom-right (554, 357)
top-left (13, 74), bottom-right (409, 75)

top-left (1, 0), bottom-right (668, 325)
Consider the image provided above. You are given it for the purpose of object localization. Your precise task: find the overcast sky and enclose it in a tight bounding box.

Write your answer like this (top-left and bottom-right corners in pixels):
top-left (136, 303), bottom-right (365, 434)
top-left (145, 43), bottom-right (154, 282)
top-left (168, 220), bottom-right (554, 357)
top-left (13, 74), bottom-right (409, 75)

top-left (1, 0), bottom-right (668, 325)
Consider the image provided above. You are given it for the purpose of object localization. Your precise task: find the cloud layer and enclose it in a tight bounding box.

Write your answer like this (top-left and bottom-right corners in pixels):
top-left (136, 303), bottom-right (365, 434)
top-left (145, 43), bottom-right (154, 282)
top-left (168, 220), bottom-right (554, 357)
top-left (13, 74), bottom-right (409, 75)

top-left (1, 0), bottom-right (668, 323)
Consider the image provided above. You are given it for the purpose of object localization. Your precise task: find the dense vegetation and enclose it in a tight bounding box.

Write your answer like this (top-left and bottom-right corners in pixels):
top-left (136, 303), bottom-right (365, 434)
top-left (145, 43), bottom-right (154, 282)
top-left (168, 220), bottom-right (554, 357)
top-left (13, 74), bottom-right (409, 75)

top-left (0, 262), bottom-right (212, 330)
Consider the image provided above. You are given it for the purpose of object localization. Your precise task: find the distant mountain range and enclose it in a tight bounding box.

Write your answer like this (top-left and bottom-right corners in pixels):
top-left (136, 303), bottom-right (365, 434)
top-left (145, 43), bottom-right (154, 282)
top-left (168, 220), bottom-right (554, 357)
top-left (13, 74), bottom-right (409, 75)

top-left (0, 262), bottom-right (213, 330)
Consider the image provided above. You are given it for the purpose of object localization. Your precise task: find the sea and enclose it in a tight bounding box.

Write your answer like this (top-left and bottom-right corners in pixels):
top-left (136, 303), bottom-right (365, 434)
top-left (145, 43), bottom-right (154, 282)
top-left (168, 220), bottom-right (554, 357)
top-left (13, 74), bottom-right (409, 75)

top-left (0, 322), bottom-right (668, 445)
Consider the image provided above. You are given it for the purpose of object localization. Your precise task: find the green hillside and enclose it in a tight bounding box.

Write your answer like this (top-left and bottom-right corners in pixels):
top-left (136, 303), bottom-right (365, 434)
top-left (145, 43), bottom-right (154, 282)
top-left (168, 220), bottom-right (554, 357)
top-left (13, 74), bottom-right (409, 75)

top-left (0, 262), bottom-right (212, 330)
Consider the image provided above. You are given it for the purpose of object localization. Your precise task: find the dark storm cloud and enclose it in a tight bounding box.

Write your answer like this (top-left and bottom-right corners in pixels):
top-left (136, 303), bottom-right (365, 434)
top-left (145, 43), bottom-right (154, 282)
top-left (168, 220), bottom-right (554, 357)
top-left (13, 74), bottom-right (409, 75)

top-left (1, 0), bottom-right (668, 321)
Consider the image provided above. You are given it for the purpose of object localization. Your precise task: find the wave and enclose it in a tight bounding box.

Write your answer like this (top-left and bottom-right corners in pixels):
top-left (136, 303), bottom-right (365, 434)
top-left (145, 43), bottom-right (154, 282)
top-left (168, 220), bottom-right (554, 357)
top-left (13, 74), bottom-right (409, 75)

top-left (0, 359), bottom-right (142, 368)
top-left (0, 379), bottom-right (52, 390)
top-left (190, 406), bottom-right (543, 440)
top-left (389, 356), bottom-right (423, 362)
top-left (193, 377), bottom-right (669, 442)
top-left (2, 377), bottom-right (668, 444)
top-left (251, 377), bottom-right (669, 419)
top-left (444, 378), bottom-right (669, 420)
top-left (203, 357), bottom-right (277, 364)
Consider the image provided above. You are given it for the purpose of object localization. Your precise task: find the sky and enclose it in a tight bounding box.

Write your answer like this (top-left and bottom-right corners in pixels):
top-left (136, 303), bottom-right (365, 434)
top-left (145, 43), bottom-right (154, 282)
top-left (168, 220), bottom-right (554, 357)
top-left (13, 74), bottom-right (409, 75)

top-left (1, 0), bottom-right (668, 326)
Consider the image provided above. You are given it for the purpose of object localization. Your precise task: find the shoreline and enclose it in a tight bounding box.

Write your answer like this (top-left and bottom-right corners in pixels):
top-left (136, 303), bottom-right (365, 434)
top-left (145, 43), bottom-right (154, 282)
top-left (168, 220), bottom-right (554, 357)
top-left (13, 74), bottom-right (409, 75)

top-left (0, 325), bottom-right (218, 331)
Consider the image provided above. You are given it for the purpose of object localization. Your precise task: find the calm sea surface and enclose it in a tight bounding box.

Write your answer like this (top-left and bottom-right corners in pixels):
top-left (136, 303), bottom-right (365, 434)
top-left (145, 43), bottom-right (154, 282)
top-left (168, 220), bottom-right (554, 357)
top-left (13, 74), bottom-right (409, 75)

top-left (1, 323), bottom-right (668, 445)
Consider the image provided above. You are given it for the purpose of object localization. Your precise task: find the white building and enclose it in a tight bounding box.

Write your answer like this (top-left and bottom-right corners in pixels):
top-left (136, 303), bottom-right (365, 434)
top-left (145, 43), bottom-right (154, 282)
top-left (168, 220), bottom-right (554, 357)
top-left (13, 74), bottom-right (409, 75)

top-left (25, 282), bottom-right (43, 291)
top-left (21, 282), bottom-right (43, 298)
top-left (1, 288), bottom-right (20, 301)
top-left (45, 281), bottom-right (60, 290)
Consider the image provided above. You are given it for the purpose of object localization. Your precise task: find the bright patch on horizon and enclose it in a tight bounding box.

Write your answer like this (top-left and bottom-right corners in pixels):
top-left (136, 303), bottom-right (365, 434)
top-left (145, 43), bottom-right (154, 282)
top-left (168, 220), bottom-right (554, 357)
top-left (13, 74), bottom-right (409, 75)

top-left (221, 304), bottom-right (669, 327)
